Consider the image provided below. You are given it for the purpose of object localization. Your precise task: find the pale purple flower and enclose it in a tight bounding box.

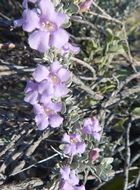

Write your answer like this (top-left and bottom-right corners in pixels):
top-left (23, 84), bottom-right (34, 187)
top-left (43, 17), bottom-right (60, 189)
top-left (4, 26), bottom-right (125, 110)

top-left (59, 166), bottom-right (85, 190)
top-left (15, 0), bottom-right (69, 52)
top-left (82, 117), bottom-right (101, 141)
top-left (33, 100), bottom-right (63, 130)
top-left (60, 166), bottom-right (79, 185)
top-left (62, 133), bottom-right (86, 156)
top-left (33, 62), bottom-right (70, 98)
top-left (61, 43), bottom-right (80, 55)
top-left (24, 63), bottom-right (70, 105)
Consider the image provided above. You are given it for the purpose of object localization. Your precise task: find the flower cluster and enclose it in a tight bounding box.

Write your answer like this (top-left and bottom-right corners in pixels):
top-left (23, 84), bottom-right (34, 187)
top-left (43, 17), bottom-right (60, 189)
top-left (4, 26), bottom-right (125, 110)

top-left (82, 117), bottom-right (101, 141)
top-left (15, 0), bottom-right (69, 53)
top-left (59, 166), bottom-right (85, 190)
top-left (16, 0), bottom-right (101, 189)
top-left (24, 61), bottom-right (70, 130)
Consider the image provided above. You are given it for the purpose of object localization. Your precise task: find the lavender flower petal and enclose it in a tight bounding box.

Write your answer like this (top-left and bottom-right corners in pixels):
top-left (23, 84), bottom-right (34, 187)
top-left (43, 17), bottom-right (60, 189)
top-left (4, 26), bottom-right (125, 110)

top-left (49, 114), bottom-right (63, 128)
top-left (55, 12), bottom-right (66, 27)
top-left (60, 181), bottom-right (74, 190)
top-left (54, 83), bottom-right (68, 97)
top-left (28, 30), bottom-right (50, 52)
top-left (50, 61), bottom-right (62, 73)
top-left (22, 9), bottom-right (39, 32)
top-left (24, 90), bottom-right (38, 104)
top-left (39, 0), bottom-right (55, 16)
top-left (50, 28), bottom-right (69, 49)
top-left (33, 64), bottom-right (49, 82)
top-left (60, 166), bottom-right (71, 180)
top-left (75, 185), bottom-right (86, 190)
top-left (35, 114), bottom-right (49, 130)
top-left (57, 68), bottom-right (71, 82)
top-left (62, 133), bottom-right (71, 143)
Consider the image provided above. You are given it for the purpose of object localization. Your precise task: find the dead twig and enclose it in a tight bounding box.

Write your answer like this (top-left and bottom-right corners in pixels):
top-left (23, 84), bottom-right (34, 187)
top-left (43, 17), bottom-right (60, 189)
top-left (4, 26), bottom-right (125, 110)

top-left (9, 153), bottom-right (59, 177)
top-left (123, 116), bottom-right (131, 190)
top-left (71, 57), bottom-right (96, 79)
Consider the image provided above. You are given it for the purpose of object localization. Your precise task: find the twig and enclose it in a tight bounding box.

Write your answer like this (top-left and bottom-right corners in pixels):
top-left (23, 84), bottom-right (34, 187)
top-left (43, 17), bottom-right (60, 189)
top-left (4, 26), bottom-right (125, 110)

top-left (72, 74), bottom-right (103, 100)
top-left (92, 1), bottom-right (108, 16)
top-left (130, 152), bottom-right (140, 166)
top-left (50, 146), bottom-right (69, 158)
top-left (123, 116), bottom-right (131, 190)
top-left (71, 57), bottom-right (96, 79)
top-left (0, 58), bottom-right (34, 76)
top-left (135, 169), bottom-right (140, 188)
top-left (89, 11), bottom-right (122, 25)
top-left (114, 137), bottom-right (140, 155)
top-left (0, 43), bottom-right (16, 49)
top-left (5, 130), bottom-right (52, 176)
top-left (71, 16), bottom-right (98, 31)
top-left (96, 166), bottom-right (139, 190)
top-left (91, 2), bottom-right (137, 72)
top-left (9, 153), bottom-right (59, 177)
top-left (71, 35), bottom-right (95, 41)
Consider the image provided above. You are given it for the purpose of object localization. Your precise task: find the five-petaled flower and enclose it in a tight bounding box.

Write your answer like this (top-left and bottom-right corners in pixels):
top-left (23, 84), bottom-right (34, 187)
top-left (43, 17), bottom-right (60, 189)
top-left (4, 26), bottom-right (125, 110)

top-left (82, 117), bottom-right (101, 141)
top-left (62, 133), bottom-right (86, 156)
top-left (24, 62), bottom-right (70, 105)
top-left (59, 166), bottom-right (85, 190)
top-left (14, 0), bottom-right (69, 52)
top-left (33, 99), bottom-right (63, 130)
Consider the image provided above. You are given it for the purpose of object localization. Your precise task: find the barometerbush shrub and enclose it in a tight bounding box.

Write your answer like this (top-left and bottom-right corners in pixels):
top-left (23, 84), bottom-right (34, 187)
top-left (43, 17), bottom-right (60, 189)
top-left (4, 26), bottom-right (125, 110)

top-left (14, 0), bottom-right (114, 189)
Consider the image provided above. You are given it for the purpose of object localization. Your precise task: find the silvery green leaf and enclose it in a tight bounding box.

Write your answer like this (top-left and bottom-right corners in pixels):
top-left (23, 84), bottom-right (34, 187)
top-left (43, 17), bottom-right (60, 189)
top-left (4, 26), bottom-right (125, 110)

top-left (70, 114), bottom-right (79, 123)
top-left (102, 157), bottom-right (114, 165)
top-left (53, 0), bottom-right (60, 6)
top-left (63, 21), bottom-right (71, 28)
top-left (79, 153), bottom-right (88, 161)
top-left (68, 3), bottom-right (79, 14)
top-left (56, 3), bottom-right (64, 12)
top-left (59, 144), bottom-right (65, 150)
top-left (61, 102), bottom-right (67, 114)
top-left (71, 15), bottom-right (82, 20)
top-left (71, 161), bottom-right (79, 170)
top-left (106, 28), bottom-right (113, 42)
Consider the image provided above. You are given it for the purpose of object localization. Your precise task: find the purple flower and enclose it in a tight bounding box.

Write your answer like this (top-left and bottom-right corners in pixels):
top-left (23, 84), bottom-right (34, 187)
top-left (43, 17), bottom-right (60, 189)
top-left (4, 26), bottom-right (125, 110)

top-left (24, 63), bottom-right (70, 105)
top-left (60, 166), bottom-right (79, 186)
top-left (62, 133), bottom-right (86, 156)
top-left (60, 166), bottom-right (79, 190)
top-left (33, 62), bottom-right (70, 98)
top-left (61, 43), bottom-right (80, 55)
top-left (59, 166), bottom-right (85, 190)
top-left (82, 117), bottom-right (101, 141)
top-left (15, 0), bottom-right (69, 52)
top-left (33, 100), bottom-right (63, 130)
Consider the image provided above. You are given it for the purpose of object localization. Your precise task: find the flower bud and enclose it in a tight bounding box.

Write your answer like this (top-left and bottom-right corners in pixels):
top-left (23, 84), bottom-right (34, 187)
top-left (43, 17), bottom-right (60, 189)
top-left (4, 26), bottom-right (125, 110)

top-left (89, 148), bottom-right (100, 162)
top-left (79, 0), bottom-right (92, 12)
